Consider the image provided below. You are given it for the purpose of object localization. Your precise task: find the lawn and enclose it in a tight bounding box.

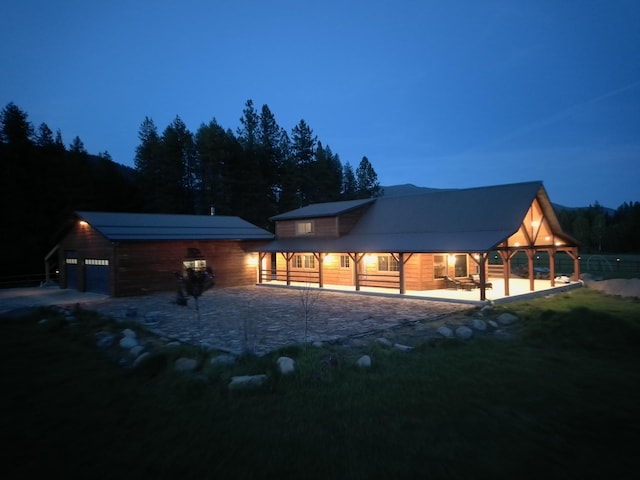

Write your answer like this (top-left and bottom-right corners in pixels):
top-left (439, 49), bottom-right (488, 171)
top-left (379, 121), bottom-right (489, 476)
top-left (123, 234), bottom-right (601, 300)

top-left (1, 288), bottom-right (639, 479)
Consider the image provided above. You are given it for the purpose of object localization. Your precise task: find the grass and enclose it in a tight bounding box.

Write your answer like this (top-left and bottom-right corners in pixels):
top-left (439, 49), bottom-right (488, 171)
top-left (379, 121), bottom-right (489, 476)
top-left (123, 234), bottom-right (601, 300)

top-left (1, 289), bottom-right (639, 479)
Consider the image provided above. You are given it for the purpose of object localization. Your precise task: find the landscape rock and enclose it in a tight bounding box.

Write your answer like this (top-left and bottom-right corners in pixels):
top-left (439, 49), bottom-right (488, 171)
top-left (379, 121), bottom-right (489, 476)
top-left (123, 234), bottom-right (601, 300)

top-left (356, 355), bottom-right (371, 368)
top-left (376, 338), bottom-right (392, 348)
top-left (133, 352), bottom-right (151, 367)
top-left (277, 356), bottom-right (296, 375)
top-left (394, 343), bottom-right (413, 352)
top-left (468, 318), bottom-right (487, 331)
top-left (436, 326), bottom-right (454, 338)
top-left (119, 336), bottom-right (138, 349)
top-left (455, 326), bottom-right (473, 340)
top-left (96, 331), bottom-right (116, 349)
top-left (488, 320), bottom-right (498, 329)
top-left (174, 357), bottom-right (198, 372)
top-left (229, 374), bottom-right (268, 390)
top-left (497, 313), bottom-right (518, 325)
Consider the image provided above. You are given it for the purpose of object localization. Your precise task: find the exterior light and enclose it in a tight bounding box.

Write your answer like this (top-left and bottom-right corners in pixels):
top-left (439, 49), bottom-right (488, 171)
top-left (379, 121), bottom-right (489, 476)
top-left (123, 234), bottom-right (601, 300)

top-left (514, 242), bottom-right (520, 247)
top-left (247, 255), bottom-right (258, 266)
top-left (365, 254), bottom-right (376, 266)
top-left (323, 254), bottom-right (334, 264)
top-left (79, 220), bottom-right (88, 226)
top-left (555, 241), bottom-right (562, 246)
top-left (531, 220), bottom-right (539, 227)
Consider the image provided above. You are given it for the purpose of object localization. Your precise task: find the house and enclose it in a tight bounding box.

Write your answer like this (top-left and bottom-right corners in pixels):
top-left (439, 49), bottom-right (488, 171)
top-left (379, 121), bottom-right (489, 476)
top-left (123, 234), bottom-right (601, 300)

top-left (57, 211), bottom-right (274, 296)
top-left (256, 181), bottom-right (580, 301)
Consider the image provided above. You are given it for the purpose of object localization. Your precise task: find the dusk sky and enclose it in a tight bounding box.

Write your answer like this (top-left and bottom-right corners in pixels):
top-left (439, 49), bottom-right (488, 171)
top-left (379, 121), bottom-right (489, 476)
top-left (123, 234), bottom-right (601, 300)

top-left (2, 0), bottom-right (639, 209)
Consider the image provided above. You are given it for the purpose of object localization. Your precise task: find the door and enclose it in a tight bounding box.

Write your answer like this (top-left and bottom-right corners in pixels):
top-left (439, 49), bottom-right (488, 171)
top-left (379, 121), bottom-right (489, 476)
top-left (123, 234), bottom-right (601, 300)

top-left (85, 259), bottom-right (110, 295)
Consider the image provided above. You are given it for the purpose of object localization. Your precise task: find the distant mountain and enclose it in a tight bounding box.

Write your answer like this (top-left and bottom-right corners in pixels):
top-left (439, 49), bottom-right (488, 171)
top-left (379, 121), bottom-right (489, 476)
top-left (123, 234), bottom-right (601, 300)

top-left (381, 183), bottom-right (616, 215)
top-left (380, 184), bottom-right (448, 197)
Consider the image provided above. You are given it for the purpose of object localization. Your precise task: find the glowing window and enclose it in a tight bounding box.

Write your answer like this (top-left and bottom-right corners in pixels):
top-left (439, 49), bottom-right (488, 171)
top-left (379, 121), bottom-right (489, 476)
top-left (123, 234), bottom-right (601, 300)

top-left (377, 255), bottom-right (399, 272)
top-left (340, 255), bottom-right (350, 268)
top-left (296, 221), bottom-right (314, 235)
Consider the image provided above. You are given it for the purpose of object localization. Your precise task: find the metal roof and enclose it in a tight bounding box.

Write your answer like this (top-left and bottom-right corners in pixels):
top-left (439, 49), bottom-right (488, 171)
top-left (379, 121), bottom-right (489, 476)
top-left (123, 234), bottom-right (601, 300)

top-left (76, 211), bottom-right (274, 241)
top-left (269, 198), bottom-right (375, 221)
top-left (259, 181), bottom-right (569, 253)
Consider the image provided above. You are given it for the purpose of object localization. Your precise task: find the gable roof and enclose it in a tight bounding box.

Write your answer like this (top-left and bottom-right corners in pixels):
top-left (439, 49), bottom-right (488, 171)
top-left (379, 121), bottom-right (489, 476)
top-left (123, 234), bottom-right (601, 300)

top-left (259, 181), bottom-right (574, 253)
top-left (75, 211), bottom-right (274, 241)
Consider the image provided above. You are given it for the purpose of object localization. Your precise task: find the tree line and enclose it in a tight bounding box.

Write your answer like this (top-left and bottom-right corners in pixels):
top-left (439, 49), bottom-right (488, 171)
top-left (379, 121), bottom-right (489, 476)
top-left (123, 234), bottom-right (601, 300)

top-left (0, 101), bottom-right (380, 277)
top-left (1, 101), bottom-right (639, 279)
top-left (134, 99), bottom-right (381, 229)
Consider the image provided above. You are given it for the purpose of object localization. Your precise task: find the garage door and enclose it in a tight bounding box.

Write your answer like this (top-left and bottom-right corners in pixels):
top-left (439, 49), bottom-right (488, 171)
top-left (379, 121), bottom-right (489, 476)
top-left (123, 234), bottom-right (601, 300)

top-left (85, 259), bottom-right (110, 295)
top-left (65, 251), bottom-right (78, 290)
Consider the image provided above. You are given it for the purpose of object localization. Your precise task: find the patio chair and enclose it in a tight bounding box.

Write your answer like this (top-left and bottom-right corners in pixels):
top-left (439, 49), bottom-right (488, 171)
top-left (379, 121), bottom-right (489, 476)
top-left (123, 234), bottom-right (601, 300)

top-left (471, 274), bottom-right (493, 289)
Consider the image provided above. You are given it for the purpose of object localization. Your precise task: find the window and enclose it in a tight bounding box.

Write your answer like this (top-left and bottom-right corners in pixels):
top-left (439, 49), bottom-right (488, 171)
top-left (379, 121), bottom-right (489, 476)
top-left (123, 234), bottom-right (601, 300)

top-left (85, 259), bottom-right (109, 266)
top-left (433, 255), bottom-right (446, 279)
top-left (65, 258), bottom-right (78, 265)
top-left (296, 221), bottom-right (314, 235)
top-left (377, 255), bottom-right (399, 272)
top-left (454, 254), bottom-right (467, 278)
top-left (183, 259), bottom-right (206, 271)
top-left (293, 255), bottom-right (315, 269)
top-left (340, 255), bottom-right (350, 268)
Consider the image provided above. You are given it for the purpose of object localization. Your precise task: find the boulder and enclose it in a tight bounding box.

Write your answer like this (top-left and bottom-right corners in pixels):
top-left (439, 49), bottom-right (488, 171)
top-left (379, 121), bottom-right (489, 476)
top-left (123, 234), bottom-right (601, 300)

top-left (437, 326), bottom-right (454, 338)
top-left (277, 356), bottom-right (296, 375)
top-left (394, 343), bottom-right (413, 352)
top-left (468, 318), bottom-right (487, 331)
top-left (376, 338), bottom-right (392, 348)
top-left (210, 354), bottom-right (237, 365)
top-left (455, 326), bottom-right (473, 340)
top-left (356, 355), bottom-right (371, 368)
top-left (497, 313), bottom-right (518, 326)
top-left (174, 357), bottom-right (198, 372)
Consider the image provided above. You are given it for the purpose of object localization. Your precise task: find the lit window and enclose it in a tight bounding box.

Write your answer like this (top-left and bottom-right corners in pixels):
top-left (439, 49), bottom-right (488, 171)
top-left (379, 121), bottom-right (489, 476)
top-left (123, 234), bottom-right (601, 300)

top-left (296, 221), bottom-right (314, 235)
top-left (183, 259), bottom-right (206, 271)
top-left (340, 255), bottom-right (350, 268)
top-left (293, 255), bottom-right (315, 269)
top-left (65, 258), bottom-right (78, 265)
top-left (377, 255), bottom-right (399, 272)
top-left (85, 259), bottom-right (109, 266)
top-left (433, 255), bottom-right (446, 279)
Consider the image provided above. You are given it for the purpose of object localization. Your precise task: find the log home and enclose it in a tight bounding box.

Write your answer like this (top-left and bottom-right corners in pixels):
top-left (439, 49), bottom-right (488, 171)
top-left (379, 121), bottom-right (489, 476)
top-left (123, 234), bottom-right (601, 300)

top-left (256, 181), bottom-right (580, 301)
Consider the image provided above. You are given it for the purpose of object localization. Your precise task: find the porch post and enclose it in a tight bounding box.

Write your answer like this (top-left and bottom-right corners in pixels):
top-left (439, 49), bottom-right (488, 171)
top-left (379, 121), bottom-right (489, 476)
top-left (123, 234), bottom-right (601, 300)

top-left (549, 248), bottom-right (556, 287)
top-left (315, 252), bottom-right (324, 288)
top-left (258, 252), bottom-right (265, 284)
top-left (399, 252), bottom-right (405, 294)
top-left (478, 252), bottom-right (488, 302)
top-left (526, 249), bottom-right (535, 291)
top-left (498, 250), bottom-right (511, 297)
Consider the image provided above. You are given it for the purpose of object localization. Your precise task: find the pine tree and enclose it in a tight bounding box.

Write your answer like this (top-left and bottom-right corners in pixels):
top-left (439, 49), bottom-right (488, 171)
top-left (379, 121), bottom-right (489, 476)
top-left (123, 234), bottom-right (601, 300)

top-left (355, 156), bottom-right (381, 198)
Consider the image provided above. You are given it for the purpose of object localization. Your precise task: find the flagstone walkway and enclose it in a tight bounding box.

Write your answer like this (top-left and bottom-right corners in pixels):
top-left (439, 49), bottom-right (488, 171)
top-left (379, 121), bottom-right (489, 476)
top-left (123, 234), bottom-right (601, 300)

top-left (73, 285), bottom-right (472, 355)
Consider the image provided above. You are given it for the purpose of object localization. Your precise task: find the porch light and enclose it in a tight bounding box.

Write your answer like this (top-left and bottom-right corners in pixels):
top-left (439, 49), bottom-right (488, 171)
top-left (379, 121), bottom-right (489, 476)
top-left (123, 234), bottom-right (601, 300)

top-left (365, 254), bottom-right (376, 266)
top-left (514, 242), bottom-right (520, 247)
top-left (531, 220), bottom-right (539, 227)
top-left (79, 220), bottom-right (88, 227)
top-left (555, 241), bottom-right (562, 246)
top-left (545, 236), bottom-right (551, 241)
top-left (448, 255), bottom-right (455, 265)
top-left (247, 255), bottom-right (258, 266)
top-left (323, 254), bottom-right (334, 264)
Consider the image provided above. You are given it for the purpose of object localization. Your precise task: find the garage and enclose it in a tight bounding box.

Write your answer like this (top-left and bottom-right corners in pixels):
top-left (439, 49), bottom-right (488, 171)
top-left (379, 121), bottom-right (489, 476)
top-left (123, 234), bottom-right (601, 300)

top-left (65, 251), bottom-right (78, 290)
top-left (85, 259), bottom-right (110, 295)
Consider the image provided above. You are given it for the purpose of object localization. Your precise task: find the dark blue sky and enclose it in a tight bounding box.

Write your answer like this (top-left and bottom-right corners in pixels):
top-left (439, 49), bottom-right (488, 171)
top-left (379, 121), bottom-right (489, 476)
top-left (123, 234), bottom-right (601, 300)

top-left (3, 0), bottom-right (639, 209)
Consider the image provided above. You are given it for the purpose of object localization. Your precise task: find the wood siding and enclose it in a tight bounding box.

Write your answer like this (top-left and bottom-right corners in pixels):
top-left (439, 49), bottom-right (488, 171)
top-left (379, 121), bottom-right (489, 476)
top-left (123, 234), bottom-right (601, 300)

top-left (59, 220), bottom-right (267, 296)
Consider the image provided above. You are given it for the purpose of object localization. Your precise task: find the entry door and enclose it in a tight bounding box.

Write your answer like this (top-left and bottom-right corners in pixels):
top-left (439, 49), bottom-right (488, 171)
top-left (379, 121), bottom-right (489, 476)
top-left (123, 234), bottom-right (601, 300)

top-left (65, 251), bottom-right (78, 290)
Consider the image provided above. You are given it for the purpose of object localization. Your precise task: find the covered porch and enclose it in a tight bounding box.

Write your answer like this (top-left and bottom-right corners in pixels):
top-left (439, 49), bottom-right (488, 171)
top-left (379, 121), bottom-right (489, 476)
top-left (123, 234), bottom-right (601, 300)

top-left (256, 275), bottom-right (583, 306)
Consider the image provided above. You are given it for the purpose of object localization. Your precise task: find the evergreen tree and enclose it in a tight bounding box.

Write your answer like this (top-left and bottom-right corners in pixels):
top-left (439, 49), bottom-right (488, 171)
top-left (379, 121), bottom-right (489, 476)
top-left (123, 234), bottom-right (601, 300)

top-left (311, 142), bottom-right (342, 202)
top-left (35, 122), bottom-right (55, 147)
top-left (0, 102), bottom-right (33, 147)
top-left (161, 116), bottom-right (196, 213)
top-left (134, 117), bottom-right (163, 211)
top-left (341, 161), bottom-right (357, 199)
top-left (290, 119), bottom-right (317, 205)
top-left (195, 118), bottom-right (237, 215)
top-left (355, 156), bottom-right (381, 198)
